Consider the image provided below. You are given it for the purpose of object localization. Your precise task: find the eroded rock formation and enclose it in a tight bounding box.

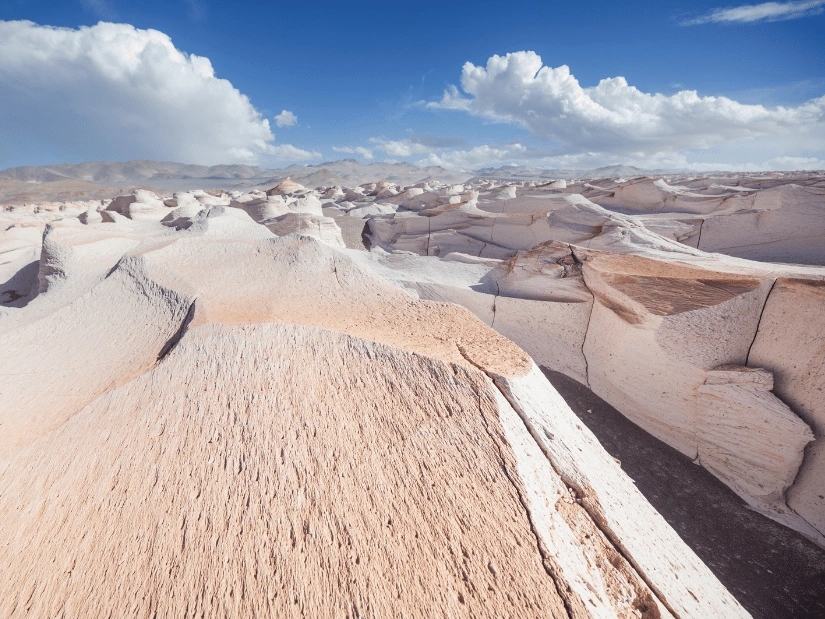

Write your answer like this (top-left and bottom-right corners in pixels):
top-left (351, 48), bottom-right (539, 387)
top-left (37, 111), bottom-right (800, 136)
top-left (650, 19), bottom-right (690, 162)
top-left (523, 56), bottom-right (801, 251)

top-left (0, 190), bottom-right (749, 617)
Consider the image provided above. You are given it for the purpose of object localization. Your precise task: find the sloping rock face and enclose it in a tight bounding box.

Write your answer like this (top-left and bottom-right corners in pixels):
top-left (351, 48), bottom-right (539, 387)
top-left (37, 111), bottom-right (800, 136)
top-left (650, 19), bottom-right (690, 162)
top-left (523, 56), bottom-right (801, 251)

top-left (578, 253), bottom-right (816, 534)
top-left (340, 173), bottom-right (825, 547)
top-left (0, 195), bottom-right (746, 618)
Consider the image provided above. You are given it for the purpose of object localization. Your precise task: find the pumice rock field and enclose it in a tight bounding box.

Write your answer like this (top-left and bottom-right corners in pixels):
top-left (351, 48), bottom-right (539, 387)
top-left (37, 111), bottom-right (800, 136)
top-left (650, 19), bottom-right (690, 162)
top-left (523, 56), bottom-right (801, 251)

top-left (1, 165), bottom-right (824, 617)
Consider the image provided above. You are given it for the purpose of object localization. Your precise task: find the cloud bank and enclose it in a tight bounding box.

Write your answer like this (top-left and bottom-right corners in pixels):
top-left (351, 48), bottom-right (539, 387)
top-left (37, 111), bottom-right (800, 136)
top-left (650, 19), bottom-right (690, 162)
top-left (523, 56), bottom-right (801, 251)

top-left (0, 20), bottom-right (318, 165)
top-left (275, 110), bottom-right (298, 127)
top-left (332, 146), bottom-right (374, 159)
top-left (415, 144), bottom-right (530, 171)
top-left (426, 51), bottom-right (825, 169)
top-left (683, 1), bottom-right (825, 25)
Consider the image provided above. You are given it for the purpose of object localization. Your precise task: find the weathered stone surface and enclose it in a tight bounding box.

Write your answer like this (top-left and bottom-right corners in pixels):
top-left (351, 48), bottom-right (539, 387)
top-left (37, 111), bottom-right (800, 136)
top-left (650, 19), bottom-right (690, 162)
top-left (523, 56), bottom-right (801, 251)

top-left (748, 278), bottom-right (825, 536)
top-left (9, 168), bottom-right (825, 613)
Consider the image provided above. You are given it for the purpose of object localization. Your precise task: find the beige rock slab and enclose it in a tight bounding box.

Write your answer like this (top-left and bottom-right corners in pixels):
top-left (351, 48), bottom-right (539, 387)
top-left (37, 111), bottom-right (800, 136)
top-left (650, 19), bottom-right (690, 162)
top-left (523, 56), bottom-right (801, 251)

top-left (139, 235), bottom-right (531, 378)
top-left (493, 296), bottom-right (591, 386)
top-left (0, 257), bottom-right (192, 456)
top-left (697, 366), bottom-right (814, 506)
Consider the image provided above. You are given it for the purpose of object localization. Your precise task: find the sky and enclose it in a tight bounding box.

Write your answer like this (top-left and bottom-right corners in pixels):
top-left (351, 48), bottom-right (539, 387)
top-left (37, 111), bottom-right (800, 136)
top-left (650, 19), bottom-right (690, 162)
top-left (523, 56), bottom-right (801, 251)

top-left (0, 0), bottom-right (823, 172)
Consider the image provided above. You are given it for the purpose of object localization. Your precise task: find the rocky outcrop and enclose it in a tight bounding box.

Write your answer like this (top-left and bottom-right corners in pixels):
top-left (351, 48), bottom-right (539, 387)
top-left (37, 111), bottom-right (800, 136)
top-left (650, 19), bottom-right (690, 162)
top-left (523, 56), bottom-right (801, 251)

top-left (585, 175), bottom-right (825, 265)
top-left (747, 278), bottom-right (825, 537)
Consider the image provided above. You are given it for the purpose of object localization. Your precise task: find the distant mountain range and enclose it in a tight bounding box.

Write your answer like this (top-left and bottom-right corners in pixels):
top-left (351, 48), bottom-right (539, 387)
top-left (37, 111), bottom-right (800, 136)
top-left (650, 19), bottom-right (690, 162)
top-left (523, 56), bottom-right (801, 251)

top-left (472, 164), bottom-right (669, 181)
top-left (0, 159), bottom-right (472, 191)
top-left (0, 159), bottom-right (678, 192)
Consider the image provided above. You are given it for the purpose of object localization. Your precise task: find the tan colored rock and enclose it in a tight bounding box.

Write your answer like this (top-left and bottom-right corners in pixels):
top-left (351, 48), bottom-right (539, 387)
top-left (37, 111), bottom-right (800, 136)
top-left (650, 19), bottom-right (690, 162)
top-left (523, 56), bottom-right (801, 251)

top-left (265, 212), bottom-right (346, 247)
top-left (339, 175), bottom-right (825, 544)
top-left (697, 366), bottom-right (814, 519)
top-left (698, 184), bottom-right (825, 265)
top-left (266, 177), bottom-right (306, 195)
top-left (577, 253), bottom-right (820, 539)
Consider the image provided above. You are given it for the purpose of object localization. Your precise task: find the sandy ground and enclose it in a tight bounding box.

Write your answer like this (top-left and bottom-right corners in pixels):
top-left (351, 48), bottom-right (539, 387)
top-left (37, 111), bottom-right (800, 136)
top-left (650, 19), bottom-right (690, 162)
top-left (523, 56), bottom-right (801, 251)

top-left (541, 368), bottom-right (825, 619)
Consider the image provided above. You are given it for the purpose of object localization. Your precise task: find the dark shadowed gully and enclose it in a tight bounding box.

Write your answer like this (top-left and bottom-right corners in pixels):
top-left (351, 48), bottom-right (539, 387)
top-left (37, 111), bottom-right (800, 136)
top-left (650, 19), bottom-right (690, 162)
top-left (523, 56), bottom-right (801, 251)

top-left (541, 367), bottom-right (825, 619)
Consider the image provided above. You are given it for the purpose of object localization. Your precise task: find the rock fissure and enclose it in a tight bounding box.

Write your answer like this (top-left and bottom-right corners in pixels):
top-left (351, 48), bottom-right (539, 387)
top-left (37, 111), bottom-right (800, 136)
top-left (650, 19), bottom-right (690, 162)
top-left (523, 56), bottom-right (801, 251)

top-left (490, 280), bottom-right (499, 330)
top-left (426, 212), bottom-right (431, 256)
top-left (571, 245), bottom-right (594, 389)
top-left (745, 278), bottom-right (776, 367)
top-left (456, 343), bottom-right (672, 618)
top-left (157, 299), bottom-right (197, 361)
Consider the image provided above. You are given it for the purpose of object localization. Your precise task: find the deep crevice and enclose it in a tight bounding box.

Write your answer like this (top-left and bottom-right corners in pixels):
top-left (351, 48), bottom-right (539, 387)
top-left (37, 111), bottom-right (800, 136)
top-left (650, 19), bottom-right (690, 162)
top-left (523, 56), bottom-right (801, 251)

top-left (332, 258), bottom-right (343, 289)
top-left (570, 245), bottom-right (594, 389)
top-left (157, 299), bottom-right (197, 361)
top-left (490, 279), bottom-right (499, 329)
top-left (425, 213), bottom-right (431, 256)
top-left (104, 257), bottom-right (124, 279)
top-left (696, 218), bottom-right (705, 250)
top-left (745, 278), bottom-right (776, 366)
top-left (580, 303), bottom-right (594, 390)
top-left (472, 380), bottom-right (574, 619)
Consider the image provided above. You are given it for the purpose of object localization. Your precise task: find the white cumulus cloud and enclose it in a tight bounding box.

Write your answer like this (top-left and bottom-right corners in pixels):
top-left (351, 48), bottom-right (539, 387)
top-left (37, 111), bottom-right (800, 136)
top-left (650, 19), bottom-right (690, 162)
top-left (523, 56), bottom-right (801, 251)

top-left (683, 1), bottom-right (825, 25)
top-left (274, 110), bottom-right (298, 127)
top-left (0, 20), bottom-right (318, 165)
top-left (269, 144), bottom-right (322, 160)
top-left (369, 135), bottom-right (470, 158)
top-left (429, 51), bottom-right (825, 163)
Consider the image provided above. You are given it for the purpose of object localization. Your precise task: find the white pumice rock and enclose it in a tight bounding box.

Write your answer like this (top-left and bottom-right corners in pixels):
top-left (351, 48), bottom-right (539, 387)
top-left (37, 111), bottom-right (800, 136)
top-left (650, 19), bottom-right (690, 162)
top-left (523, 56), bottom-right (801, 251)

top-left (265, 211), bottom-right (346, 247)
top-left (229, 195), bottom-right (288, 222)
top-left (266, 177), bottom-right (306, 195)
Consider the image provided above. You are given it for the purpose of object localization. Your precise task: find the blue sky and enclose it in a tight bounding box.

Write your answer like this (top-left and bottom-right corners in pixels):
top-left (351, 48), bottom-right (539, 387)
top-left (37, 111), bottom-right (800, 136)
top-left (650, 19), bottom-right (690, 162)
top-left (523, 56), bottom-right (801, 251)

top-left (0, 0), bottom-right (823, 171)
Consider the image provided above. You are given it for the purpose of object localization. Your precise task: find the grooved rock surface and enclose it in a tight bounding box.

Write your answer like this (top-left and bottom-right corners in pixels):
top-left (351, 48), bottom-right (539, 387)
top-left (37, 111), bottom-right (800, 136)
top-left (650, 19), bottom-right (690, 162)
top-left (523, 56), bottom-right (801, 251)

top-left (8, 169), bottom-right (825, 614)
top-left (0, 325), bottom-right (571, 618)
top-left (748, 278), bottom-right (825, 535)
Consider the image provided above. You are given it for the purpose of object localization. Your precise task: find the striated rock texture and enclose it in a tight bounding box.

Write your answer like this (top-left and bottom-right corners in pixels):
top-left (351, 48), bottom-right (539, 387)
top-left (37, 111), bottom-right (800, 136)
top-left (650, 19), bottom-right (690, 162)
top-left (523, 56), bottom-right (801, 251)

top-left (0, 191), bottom-right (748, 618)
